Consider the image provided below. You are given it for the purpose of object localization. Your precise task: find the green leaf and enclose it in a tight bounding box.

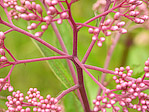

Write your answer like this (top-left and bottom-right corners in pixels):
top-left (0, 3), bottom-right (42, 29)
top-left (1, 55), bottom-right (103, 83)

top-left (30, 20), bottom-right (74, 89)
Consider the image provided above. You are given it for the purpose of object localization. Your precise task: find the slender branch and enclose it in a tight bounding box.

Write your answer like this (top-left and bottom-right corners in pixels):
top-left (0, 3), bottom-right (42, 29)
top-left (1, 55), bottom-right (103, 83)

top-left (4, 65), bottom-right (15, 83)
top-left (3, 45), bottom-right (17, 61)
top-left (14, 55), bottom-right (72, 64)
top-left (82, 0), bottom-right (112, 64)
top-left (0, 20), bottom-right (66, 55)
top-left (78, 0), bottom-right (126, 29)
top-left (74, 61), bottom-right (91, 112)
top-left (75, 58), bottom-right (106, 90)
top-left (56, 84), bottom-right (79, 100)
top-left (84, 64), bottom-right (136, 81)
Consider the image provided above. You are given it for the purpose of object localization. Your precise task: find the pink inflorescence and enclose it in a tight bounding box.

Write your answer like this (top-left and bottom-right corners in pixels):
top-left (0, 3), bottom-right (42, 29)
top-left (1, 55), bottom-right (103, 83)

top-left (4, 0), bottom-right (69, 37)
top-left (93, 64), bottom-right (149, 112)
top-left (6, 88), bottom-right (62, 112)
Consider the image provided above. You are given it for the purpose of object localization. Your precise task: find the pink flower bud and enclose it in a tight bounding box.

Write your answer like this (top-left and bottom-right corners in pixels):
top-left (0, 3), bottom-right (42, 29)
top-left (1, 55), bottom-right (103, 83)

top-left (51, 0), bottom-right (58, 5)
top-left (1, 56), bottom-right (7, 62)
top-left (0, 48), bottom-right (5, 55)
top-left (36, 4), bottom-right (43, 14)
top-left (97, 41), bottom-right (102, 47)
top-left (20, 14), bottom-right (30, 20)
top-left (32, 2), bottom-right (36, 10)
top-left (145, 73), bottom-right (149, 78)
top-left (128, 0), bottom-right (135, 4)
top-left (114, 12), bottom-right (121, 20)
top-left (61, 12), bottom-right (69, 19)
top-left (41, 25), bottom-right (48, 31)
top-left (8, 86), bottom-right (13, 92)
top-left (117, 21), bottom-right (125, 27)
top-left (104, 19), bottom-right (111, 26)
top-left (48, 6), bottom-right (56, 15)
top-left (88, 28), bottom-right (94, 34)
top-left (119, 28), bottom-right (127, 34)
top-left (92, 36), bottom-right (97, 40)
top-left (111, 26), bottom-right (119, 31)
top-left (105, 31), bottom-right (111, 36)
top-left (140, 15), bottom-right (149, 20)
top-left (15, 6), bottom-right (26, 13)
top-left (94, 28), bottom-right (99, 34)
top-left (102, 26), bottom-right (107, 30)
top-left (100, 37), bottom-right (105, 42)
top-left (129, 5), bottom-right (136, 11)
top-left (31, 23), bottom-right (37, 29)
top-left (134, 18), bottom-right (144, 24)
top-left (44, 16), bottom-right (52, 24)
top-left (45, 0), bottom-right (52, 6)
top-left (28, 13), bottom-right (37, 20)
top-left (0, 32), bottom-right (5, 40)
top-left (35, 32), bottom-right (43, 37)
top-left (57, 19), bottom-right (62, 24)
top-left (25, 1), bottom-right (32, 10)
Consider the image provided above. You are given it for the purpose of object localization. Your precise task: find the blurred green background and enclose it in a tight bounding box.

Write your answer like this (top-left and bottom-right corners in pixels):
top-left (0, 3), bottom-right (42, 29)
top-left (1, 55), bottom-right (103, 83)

top-left (0, 0), bottom-right (149, 111)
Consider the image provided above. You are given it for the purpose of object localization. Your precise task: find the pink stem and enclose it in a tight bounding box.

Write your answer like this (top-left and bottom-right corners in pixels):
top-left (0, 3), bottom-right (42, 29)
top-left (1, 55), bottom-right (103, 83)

top-left (56, 84), bottom-right (79, 100)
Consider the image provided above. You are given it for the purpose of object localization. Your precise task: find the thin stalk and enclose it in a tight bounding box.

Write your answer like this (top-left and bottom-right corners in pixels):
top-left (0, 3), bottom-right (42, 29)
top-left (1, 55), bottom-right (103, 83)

top-left (0, 20), bottom-right (66, 55)
top-left (14, 55), bottom-right (72, 64)
top-left (75, 58), bottom-right (106, 90)
top-left (56, 84), bottom-right (79, 100)
top-left (82, 0), bottom-right (112, 64)
top-left (74, 61), bottom-right (91, 112)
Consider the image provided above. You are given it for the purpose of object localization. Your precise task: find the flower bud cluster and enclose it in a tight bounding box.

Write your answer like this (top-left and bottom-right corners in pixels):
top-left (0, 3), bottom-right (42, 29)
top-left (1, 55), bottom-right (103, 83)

top-left (6, 88), bottom-right (62, 112)
top-left (93, 90), bottom-right (120, 112)
top-left (93, 65), bottom-right (149, 112)
top-left (5, 0), bottom-right (69, 37)
top-left (144, 58), bottom-right (149, 78)
top-left (0, 78), bottom-right (13, 92)
top-left (0, 32), bottom-right (8, 65)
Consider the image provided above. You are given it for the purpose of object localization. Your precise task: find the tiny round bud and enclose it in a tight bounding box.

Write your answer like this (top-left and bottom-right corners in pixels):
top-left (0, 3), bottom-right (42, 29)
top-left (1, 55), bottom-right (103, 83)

top-left (88, 28), bottom-right (94, 34)
top-left (61, 12), bottom-right (69, 19)
top-left (35, 32), bottom-right (43, 37)
top-left (97, 41), bottom-right (102, 47)
top-left (1, 56), bottom-right (7, 62)
top-left (57, 19), bottom-right (62, 24)
top-left (36, 4), bottom-right (43, 14)
top-left (119, 28), bottom-right (127, 34)
top-left (41, 25), bottom-right (48, 31)
top-left (114, 12), bottom-right (121, 20)
top-left (104, 19), bottom-right (111, 26)
top-left (0, 32), bottom-right (5, 40)
top-left (0, 48), bottom-right (5, 55)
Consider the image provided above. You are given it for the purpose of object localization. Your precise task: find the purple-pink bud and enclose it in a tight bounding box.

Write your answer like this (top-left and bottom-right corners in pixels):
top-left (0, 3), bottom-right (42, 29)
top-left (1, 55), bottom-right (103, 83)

top-left (51, 0), bottom-right (58, 5)
top-left (36, 4), bottom-right (43, 14)
top-left (129, 5), bottom-right (136, 11)
top-left (88, 28), bottom-right (94, 34)
top-left (119, 28), bottom-right (127, 34)
top-left (45, 0), bottom-right (52, 6)
top-left (0, 32), bottom-right (5, 40)
top-left (41, 25), bottom-right (48, 31)
top-left (35, 32), bottom-right (43, 37)
top-left (25, 1), bottom-right (32, 10)
top-left (117, 21), bottom-right (125, 27)
top-left (1, 56), bottom-right (7, 62)
top-left (15, 6), bottom-right (26, 13)
top-left (104, 19), bottom-right (111, 26)
top-left (61, 12), bottom-right (69, 19)
top-left (114, 12), bottom-right (121, 20)
top-left (97, 41), bottom-right (102, 47)
top-left (48, 6), bottom-right (56, 15)
top-left (32, 2), bottom-right (36, 10)
top-left (111, 26), bottom-right (119, 31)
top-left (57, 19), bottom-right (62, 24)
